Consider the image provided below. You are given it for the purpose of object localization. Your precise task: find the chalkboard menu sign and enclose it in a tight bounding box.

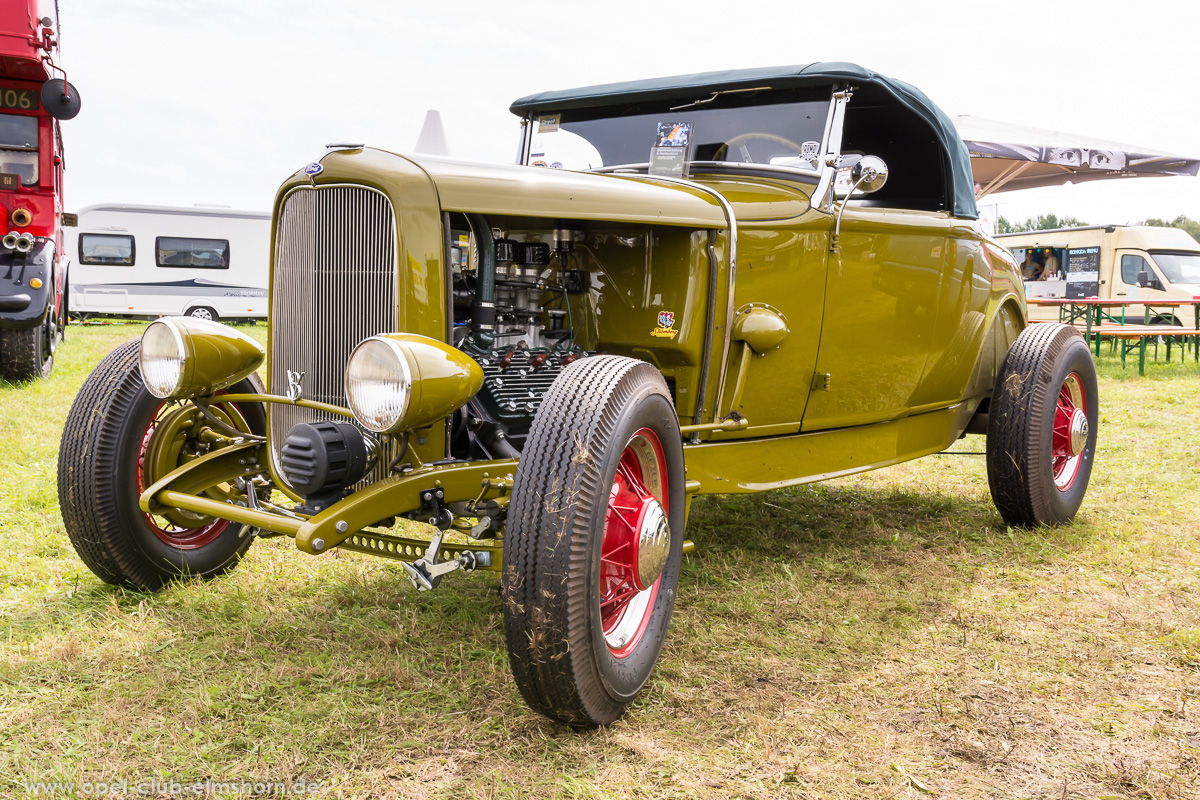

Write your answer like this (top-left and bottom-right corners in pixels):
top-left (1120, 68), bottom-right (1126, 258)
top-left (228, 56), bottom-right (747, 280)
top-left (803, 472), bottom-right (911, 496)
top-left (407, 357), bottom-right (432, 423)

top-left (1065, 246), bottom-right (1101, 299)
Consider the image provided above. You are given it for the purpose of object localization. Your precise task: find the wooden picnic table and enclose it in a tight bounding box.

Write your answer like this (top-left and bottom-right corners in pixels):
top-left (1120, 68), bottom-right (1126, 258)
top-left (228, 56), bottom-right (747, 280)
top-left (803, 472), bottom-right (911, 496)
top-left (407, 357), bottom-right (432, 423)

top-left (1026, 297), bottom-right (1200, 351)
top-left (1026, 298), bottom-right (1200, 374)
top-left (1027, 296), bottom-right (1200, 326)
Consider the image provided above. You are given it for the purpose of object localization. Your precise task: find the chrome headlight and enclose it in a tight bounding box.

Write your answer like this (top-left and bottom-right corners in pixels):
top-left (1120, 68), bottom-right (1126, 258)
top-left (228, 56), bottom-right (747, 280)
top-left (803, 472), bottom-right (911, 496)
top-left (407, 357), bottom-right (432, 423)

top-left (345, 337), bottom-right (412, 433)
top-left (140, 318), bottom-right (188, 398)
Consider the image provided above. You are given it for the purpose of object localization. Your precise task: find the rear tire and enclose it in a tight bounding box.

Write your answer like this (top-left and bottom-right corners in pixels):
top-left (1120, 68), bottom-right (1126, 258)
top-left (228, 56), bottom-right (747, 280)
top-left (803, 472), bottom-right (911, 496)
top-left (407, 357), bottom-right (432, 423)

top-left (502, 356), bottom-right (685, 726)
top-left (986, 323), bottom-right (1098, 526)
top-left (58, 339), bottom-right (266, 590)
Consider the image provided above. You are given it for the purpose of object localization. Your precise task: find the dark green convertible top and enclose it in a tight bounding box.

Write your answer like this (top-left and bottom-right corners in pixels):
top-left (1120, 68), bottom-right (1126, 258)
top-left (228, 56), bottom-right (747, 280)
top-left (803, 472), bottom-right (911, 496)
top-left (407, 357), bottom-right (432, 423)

top-left (511, 62), bottom-right (978, 219)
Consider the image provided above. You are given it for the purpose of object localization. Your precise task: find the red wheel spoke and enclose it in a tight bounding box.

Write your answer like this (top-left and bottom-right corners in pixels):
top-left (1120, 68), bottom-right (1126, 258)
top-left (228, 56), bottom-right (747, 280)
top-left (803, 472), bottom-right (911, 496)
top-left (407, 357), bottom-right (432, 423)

top-left (600, 586), bottom-right (640, 609)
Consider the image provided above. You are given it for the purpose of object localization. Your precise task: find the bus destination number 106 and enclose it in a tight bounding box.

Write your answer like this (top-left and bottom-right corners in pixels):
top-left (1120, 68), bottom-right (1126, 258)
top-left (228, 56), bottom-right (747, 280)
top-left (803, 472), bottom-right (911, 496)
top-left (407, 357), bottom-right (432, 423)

top-left (0, 88), bottom-right (38, 111)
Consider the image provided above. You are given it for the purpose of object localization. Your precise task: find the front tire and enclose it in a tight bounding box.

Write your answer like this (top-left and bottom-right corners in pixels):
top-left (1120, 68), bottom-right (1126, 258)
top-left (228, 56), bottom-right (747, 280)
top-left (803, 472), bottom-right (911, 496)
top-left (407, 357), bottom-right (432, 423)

top-left (502, 356), bottom-right (685, 726)
top-left (58, 340), bottom-right (266, 590)
top-left (0, 308), bottom-right (54, 381)
top-left (987, 323), bottom-right (1098, 526)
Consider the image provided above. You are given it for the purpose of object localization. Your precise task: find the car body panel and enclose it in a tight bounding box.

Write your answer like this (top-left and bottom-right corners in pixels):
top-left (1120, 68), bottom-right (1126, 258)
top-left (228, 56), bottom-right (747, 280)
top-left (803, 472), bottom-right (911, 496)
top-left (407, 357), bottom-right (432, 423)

top-left (144, 63), bottom-right (1031, 556)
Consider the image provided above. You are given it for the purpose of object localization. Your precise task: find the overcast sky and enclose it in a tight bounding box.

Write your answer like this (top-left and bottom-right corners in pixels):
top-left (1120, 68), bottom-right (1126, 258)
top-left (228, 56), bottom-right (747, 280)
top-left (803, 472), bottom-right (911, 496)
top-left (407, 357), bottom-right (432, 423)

top-left (58, 0), bottom-right (1200, 227)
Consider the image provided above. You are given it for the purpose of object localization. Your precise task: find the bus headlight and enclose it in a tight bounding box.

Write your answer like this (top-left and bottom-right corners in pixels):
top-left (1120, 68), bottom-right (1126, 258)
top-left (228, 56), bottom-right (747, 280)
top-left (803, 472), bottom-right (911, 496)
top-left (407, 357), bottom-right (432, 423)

top-left (345, 333), bottom-right (484, 434)
top-left (139, 317), bottom-right (265, 399)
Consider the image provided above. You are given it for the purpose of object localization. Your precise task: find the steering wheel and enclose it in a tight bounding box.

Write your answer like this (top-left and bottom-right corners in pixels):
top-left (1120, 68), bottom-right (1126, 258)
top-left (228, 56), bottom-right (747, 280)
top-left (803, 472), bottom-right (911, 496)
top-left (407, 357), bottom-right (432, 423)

top-left (711, 132), bottom-right (809, 163)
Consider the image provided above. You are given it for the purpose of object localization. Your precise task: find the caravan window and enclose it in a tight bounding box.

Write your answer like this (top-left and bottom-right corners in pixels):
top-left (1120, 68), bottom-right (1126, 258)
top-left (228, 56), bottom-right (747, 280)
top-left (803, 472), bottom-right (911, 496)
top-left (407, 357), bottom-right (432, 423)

top-left (79, 233), bottom-right (135, 266)
top-left (156, 237), bottom-right (230, 269)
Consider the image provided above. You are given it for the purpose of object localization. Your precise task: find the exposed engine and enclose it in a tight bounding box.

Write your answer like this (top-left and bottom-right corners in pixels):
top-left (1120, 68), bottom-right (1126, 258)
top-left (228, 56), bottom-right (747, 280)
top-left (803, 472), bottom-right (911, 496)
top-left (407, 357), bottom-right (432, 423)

top-left (450, 223), bottom-right (587, 460)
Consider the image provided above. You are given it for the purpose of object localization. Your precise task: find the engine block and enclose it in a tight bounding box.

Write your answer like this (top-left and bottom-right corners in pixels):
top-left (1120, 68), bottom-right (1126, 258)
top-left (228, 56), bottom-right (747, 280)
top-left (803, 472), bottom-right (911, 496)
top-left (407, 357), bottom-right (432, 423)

top-left (470, 347), bottom-right (581, 438)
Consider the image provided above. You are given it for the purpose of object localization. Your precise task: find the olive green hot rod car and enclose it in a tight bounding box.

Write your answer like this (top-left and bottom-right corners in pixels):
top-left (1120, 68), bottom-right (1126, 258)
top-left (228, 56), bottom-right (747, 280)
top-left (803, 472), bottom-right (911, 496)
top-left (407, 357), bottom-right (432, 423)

top-left (58, 63), bottom-right (1098, 726)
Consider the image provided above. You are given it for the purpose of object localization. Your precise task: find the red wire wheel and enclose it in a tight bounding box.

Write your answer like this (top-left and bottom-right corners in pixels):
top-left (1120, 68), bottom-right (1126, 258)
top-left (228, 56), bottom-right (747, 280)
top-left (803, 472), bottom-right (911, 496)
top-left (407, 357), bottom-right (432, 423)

top-left (57, 340), bottom-right (266, 590)
top-left (504, 356), bottom-right (685, 727)
top-left (136, 401), bottom-right (234, 549)
top-left (1050, 373), bottom-right (1089, 492)
top-left (599, 428), bottom-right (670, 658)
top-left (987, 323), bottom-right (1099, 526)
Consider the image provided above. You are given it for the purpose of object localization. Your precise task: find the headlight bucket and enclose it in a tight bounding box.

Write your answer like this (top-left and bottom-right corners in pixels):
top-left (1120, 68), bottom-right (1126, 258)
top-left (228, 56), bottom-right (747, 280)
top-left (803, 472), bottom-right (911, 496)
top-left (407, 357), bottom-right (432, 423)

top-left (346, 333), bottom-right (484, 433)
top-left (139, 317), bottom-right (265, 399)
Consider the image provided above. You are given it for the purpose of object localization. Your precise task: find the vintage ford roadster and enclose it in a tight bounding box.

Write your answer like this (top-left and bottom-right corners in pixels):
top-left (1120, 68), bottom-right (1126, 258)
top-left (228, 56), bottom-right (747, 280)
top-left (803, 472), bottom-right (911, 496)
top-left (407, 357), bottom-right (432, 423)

top-left (58, 63), bottom-right (1098, 726)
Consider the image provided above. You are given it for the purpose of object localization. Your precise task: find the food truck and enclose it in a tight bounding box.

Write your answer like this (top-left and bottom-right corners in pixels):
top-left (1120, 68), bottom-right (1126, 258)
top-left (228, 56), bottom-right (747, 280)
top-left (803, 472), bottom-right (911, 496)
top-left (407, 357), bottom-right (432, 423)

top-left (0, 0), bottom-right (80, 380)
top-left (998, 225), bottom-right (1200, 323)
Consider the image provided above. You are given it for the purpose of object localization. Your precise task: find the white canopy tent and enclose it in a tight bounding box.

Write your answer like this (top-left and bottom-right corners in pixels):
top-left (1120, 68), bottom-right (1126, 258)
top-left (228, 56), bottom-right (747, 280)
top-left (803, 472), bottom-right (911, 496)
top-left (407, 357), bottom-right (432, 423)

top-left (953, 116), bottom-right (1200, 199)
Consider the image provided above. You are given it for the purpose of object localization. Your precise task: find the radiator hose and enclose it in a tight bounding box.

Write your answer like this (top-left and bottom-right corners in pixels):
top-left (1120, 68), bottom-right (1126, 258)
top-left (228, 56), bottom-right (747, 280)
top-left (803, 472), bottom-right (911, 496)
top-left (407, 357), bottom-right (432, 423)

top-left (466, 214), bottom-right (495, 348)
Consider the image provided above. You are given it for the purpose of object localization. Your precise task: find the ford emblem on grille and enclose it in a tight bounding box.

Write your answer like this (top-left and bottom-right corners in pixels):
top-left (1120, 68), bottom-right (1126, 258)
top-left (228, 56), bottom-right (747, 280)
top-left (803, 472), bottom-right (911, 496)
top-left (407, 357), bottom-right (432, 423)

top-left (303, 162), bottom-right (323, 176)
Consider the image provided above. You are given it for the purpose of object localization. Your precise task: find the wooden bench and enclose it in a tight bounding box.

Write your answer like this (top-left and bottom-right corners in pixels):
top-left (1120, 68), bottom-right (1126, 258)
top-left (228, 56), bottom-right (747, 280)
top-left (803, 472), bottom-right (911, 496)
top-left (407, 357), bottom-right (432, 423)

top-left (1029, 320), bottom-right (1199, 374)
top-left (1090, 324), bottom-right (1199, 375)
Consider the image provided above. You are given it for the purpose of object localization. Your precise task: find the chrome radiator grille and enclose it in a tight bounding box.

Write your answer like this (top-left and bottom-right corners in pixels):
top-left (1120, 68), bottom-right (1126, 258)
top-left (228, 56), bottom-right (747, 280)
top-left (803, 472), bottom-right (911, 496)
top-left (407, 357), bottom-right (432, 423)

top-left (269, 185), bottom-right (398, 488)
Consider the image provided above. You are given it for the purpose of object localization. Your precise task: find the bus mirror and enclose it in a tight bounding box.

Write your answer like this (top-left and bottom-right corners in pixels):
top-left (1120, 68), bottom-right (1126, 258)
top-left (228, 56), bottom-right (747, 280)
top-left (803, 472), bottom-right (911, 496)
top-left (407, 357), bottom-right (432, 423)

top-left (41, 79), bottom-right (81, 121)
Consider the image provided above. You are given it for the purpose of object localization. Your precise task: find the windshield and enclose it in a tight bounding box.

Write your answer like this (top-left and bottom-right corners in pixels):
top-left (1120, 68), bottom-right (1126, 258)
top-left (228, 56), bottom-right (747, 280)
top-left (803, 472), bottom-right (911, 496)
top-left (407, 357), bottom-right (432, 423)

top-left (0, 113), bottom-right (38, 186)
top-left (1150, 251), bottom-right (1200, 284)
top-left (527, 87), bottom-right (831, 173)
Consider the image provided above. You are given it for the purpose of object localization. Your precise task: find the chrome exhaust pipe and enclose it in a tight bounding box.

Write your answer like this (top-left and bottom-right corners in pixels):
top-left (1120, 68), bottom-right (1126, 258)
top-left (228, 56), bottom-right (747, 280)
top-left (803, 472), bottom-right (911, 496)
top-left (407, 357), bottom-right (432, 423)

top-left (2, 232), bottom-right (17, 250)
top-left (14, 234), bottom-right (33, 253)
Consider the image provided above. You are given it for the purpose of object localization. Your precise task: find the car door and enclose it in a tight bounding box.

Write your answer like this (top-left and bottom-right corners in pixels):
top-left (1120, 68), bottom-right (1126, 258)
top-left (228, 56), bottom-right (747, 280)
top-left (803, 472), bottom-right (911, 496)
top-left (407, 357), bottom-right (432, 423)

top-left (800, 205), bottom-right (956, 431)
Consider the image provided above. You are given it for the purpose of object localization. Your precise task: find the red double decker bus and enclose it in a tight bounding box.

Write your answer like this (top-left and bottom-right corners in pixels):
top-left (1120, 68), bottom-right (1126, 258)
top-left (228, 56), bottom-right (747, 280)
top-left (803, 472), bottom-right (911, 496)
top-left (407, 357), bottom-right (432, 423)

top-left (0, 1), bottom-right (79, 380)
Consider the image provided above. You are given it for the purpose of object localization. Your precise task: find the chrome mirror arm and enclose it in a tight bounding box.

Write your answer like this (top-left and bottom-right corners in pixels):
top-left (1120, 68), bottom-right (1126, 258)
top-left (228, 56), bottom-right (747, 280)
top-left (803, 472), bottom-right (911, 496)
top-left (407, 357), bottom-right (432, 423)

top-left (830, 156), bottom-right (889, 254)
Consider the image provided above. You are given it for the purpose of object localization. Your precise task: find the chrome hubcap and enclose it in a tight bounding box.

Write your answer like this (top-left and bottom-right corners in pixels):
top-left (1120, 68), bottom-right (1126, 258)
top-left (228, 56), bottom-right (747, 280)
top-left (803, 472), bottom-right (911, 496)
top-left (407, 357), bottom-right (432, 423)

top-left (1068, 408), bottom-right (1089, 456)
top-left (633, 499), bottom-right (670, 591)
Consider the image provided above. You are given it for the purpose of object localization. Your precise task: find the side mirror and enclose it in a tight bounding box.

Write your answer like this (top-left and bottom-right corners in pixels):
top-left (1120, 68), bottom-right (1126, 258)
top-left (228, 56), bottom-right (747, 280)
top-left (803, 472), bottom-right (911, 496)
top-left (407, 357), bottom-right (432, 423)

top-left (830, 155), bottom-right (890, 253)
top-left (40, 79), bottom-right (81, 121)
top-left (850, 155), bottom-right (889, 194)
top-left (834, 155), bottom-right (888, 198)
top-left (1136, 270), bottom-right (1149, 288)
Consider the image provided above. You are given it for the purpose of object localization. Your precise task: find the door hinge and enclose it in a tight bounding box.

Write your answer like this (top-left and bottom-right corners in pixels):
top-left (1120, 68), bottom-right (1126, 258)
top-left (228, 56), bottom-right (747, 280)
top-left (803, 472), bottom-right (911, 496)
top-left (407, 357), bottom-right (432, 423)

top-left (811, 372), bottom-right (832, 391)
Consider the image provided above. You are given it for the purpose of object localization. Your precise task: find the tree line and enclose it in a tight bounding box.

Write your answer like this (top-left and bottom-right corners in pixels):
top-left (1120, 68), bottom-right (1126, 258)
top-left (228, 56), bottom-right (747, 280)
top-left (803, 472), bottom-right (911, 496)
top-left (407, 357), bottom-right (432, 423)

top-left (996, 213), bottom-right (1200, 243)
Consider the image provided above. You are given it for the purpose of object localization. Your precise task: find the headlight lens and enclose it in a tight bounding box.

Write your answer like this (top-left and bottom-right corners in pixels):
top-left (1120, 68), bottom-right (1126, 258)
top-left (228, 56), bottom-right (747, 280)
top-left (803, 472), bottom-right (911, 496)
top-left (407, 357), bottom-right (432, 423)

top-left (345, 337), bottom-right (412, 433)
top-left (140, 319), bottom-right (188, 398)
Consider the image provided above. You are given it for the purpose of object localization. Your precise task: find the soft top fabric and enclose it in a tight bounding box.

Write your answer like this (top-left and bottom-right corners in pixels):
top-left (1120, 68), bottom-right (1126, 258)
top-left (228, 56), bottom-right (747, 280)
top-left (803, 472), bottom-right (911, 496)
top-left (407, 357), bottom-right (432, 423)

top-left (511, 62), bottom-right (977, 219)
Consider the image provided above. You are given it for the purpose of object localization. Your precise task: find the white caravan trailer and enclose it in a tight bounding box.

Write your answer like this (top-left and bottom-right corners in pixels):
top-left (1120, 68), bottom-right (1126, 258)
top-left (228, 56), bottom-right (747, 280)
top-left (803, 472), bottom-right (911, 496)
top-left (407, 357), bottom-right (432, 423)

top-left (66, 204), bottom-right (270, 321)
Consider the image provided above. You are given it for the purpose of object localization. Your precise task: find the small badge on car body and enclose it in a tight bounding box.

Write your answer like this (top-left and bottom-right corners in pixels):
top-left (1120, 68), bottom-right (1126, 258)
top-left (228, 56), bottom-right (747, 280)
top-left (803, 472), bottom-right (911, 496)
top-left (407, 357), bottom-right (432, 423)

top-left (651, 310), bottom-right (678, 339)
top-left (303, 162), bottom-right (323, 176)
top-left (286, 369), bottom-right (305, 402)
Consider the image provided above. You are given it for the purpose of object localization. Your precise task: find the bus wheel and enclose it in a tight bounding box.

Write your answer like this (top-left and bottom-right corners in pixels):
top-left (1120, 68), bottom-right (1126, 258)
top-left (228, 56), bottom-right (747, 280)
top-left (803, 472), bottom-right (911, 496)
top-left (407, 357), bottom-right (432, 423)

top-left (0, 316), bottom-right (53, 382)
top-left (188, 306), bottom-right (218, 322)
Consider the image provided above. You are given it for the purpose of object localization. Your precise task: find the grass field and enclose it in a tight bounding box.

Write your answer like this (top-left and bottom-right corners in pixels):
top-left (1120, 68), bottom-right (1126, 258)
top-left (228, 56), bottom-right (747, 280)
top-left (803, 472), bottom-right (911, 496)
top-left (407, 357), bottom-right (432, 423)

top-left (2, 322), bottom-right (1198, 799)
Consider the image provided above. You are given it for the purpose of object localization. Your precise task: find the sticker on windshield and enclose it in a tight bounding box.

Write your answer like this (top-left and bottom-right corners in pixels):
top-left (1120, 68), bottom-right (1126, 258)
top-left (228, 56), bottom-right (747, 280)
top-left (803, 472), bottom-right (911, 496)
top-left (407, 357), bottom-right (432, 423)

top-left (537, 115), bottom-right (560, 133)
top-left (649, 122), bottom-right (695, 177)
